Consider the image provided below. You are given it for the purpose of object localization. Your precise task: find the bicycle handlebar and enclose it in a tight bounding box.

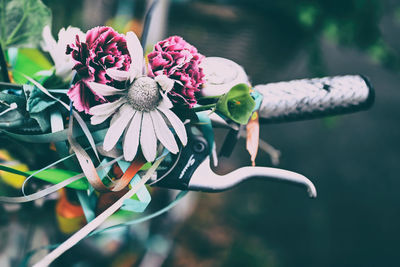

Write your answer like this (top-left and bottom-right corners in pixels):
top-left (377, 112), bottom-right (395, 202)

top-left (256, 75), bottom-right (374, 123)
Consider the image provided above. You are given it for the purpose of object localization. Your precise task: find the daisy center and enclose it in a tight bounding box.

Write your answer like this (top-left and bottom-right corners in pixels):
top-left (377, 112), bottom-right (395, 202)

top-left (127, 76), bottom-right (161, 112)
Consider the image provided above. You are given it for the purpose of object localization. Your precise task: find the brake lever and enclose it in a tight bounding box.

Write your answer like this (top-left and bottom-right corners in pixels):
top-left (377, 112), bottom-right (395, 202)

top-left (188, 157), bottom-right (316, 198)
top-left (152, 130), bottom-right (317, 198)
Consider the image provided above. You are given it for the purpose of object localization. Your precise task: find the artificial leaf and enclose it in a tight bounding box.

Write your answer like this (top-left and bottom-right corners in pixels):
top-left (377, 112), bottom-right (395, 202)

top-left (25, 84), bottom-right (58, 132)
top-left (0, 164), bottom-right (88, 190)
top-left (0, 0), bottom-right (51, 49)
top-left (0, 163), bottom-right (28, 188)
top-left (42, 72), bottom-right (68, 89)
top-left (216, 83), bottom-right (256, 124)
top-left (26, 169), bottom-right (89, 190)
top-left (10, 48), bottom-right (53, 83)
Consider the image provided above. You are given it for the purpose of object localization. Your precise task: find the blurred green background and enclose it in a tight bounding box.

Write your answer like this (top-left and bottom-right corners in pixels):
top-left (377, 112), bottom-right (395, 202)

top-left (10, 0), bottom-right (400, 266)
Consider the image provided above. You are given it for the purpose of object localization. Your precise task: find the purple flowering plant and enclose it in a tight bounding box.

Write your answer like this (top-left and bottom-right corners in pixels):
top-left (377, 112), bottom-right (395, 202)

top-left (66, 26), bottom-right (132, 113)
top-left (148, 36), bottom-right (205, 108)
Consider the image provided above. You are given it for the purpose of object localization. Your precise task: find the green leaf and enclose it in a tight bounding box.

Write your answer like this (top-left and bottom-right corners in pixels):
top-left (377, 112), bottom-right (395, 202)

top-left (26, 169), bottom-right (89, 190)
top-left (0, 0), bottom-right (51, 49)
top-left (298, 5), bottom-right (318, 28)
top-left (25, 84), bottom-right (58, 132)
top-left (11, 48), bottom-right (52, 83)
top-left (0, 164), bottom-right (88, 190)
top-left (216, 83), bottom-right (256, 124)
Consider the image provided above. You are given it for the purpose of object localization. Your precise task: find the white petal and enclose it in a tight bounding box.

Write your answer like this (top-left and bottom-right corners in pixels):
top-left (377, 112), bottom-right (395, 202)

top-left (140, 112), bottom-right (157, 162)
top-left (103, 105), bottom-right (135, 151)
top-left (157, 107), bottom-right (187, 146)
top-left (158, 93), bottom-right (173, 109)
top-left (106, 69), bottom-right (131, 81)
top-left (174, 80), bottom-right (184, 87)
top-left (129, 68), bottom-right (140, 83)
top-left (150, 110), bottom-right (179, 154)
top-left (89, 98), bottom-right (125, 116)
top-left (58, 26), bottom-right (85, 47)
top-left (126, 31), bottom-right (144, 75)
top-left (155, 75), bottom-right (174, 92)
top-left (41, 25), bottom-right (56, 52)
top-left (91, 114), bottom-right (111, 125)
top-left (88, 82), bottom-right (125, 96)
top-left (123, 111), bottom-right (142, 161)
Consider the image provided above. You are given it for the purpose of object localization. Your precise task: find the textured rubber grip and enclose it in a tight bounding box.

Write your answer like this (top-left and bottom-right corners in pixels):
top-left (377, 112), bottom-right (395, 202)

top-left (255, 75), bottom-right (374, 123)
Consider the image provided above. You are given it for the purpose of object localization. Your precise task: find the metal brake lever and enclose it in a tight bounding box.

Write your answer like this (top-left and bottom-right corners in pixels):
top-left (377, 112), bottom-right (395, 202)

top-left (152, 130), bottom-right (317, 198)
top-left (188, 157), bottom-right (316, 198)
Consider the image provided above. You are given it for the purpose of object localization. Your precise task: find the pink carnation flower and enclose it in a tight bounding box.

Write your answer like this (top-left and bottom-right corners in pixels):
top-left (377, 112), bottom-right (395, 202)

top-left (66, 26), bottom-right (131, 113)
top-left (147, 36), bottom-right (205, 108)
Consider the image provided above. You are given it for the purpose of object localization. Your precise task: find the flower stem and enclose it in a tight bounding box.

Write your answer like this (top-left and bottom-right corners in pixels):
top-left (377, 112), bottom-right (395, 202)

top-left (192, 103), bottom-right (216, 112)
top-left (0, 43), bottom-right (10, 83)
top-left (0, 82), bottom-right (22, 90)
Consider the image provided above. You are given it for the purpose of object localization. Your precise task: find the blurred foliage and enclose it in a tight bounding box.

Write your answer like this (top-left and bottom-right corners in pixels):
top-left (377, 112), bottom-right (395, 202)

top-left (0, 0), bottom-right (51, 49)
top-left (263, 0), bottom-right (397, 73)
top-left (7, 0), bottom-right (397, 78)
top-left (228, 0), bottom-right (382, 48)
top-left (0, 0), bottom-right (51, 82)
top-left (0, 0), bottom-right (398, 81)
top-left (9, 48), bottom-right (52, 83)
top-left (193, 0), bottom-right (400, 76)
top-left (41, 0), bottom-right (83, 32)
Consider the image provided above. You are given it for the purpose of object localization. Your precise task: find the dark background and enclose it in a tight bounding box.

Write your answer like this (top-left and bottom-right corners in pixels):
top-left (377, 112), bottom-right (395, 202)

top-left (22, 0), bottom-right (400, 266)
top-left (164, 1), bottom-right (400, 266)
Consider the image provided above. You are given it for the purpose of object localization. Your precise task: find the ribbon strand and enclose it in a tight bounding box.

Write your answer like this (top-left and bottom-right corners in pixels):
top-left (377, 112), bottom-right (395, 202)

top-left (33, 156), bottom-right (165, 267)
top-left (67, 113), bottom-right (146, 191)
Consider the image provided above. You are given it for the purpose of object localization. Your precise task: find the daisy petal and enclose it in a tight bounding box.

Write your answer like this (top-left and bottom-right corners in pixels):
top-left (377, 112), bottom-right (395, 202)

top-left (89, 98), bottom-right (125, 116)
top-left (158, 93), bottom-right (173, 109)
top-left (91, 114), bottom-right (111, 125)
top-left (140, 112), bottom-right (157, 162)
top-left (129, 68), bottom-right (139, 83)
top-left (106, 69), bottom-right (131, 81)
top-left (123, 111), bottom-right (142, 161)
top-left (155, 75), bottom-right (174, 92)
top-left (150, 110), bottom-right (179, 154)
top-left (126, 31), bottom-right (143, 75)
top-left (157, 107), bottom-right (187, 146)
top-left (88, 82), bottom-right (125, 96)
top-left (103, 105), bottom-right (135, 151)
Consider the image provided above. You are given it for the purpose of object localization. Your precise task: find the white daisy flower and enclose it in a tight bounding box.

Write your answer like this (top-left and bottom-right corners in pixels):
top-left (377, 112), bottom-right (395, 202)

top-left (89, 32), bottom-right (187, 162)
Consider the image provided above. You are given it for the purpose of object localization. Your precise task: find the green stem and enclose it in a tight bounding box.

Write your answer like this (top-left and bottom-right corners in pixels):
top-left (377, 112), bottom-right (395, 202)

top-left (6, 32), bottom-right (32, 45)
top-left (0, 43), bottom-right (10, 82)
top-left (0, 81), bottom-right (22, 89)
top-left (192, 103), bottom-right (216, 112)
top-left (6, 13), bottom-right (27, 46)
top-left (1, 0), bottom-right (6, 44)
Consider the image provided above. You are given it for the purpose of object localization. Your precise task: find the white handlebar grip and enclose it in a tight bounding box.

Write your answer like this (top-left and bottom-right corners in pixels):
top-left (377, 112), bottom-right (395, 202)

top-left (255, 75), bottom-right (374, 123)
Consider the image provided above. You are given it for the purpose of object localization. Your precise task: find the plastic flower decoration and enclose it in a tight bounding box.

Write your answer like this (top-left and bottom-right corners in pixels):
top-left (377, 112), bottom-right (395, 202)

top-left (66, 26), bottom-right (132, 113)
top-left (148, 36), bottom-right (205, 107)
top-left (41, 25), bottom-right (85, 81)
top-left (87, 32), bottom-right (187, 162)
